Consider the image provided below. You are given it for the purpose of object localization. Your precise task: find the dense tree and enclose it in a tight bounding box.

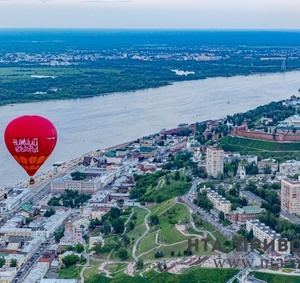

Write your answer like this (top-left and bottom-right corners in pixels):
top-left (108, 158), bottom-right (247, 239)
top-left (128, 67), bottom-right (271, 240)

top-left (263, 165), bottom-right (272, 174)
top-left (117, 248), bottom-right (128, 260)
top-left (109, 207), bottom-right (121, 219)
top-left (174, 171), bottom-right (180, 181)
top-left (196, 190), bottom-right (213, 212)
top-left (150, 215), bottom-right (159, 226)
top-left (136, 259), bottom-right (144, 270)
top-left (117, 199), bottom-right (124, 208)
top-left (0, 257), bottom-right (5, 268)
top-left (71, 171), bottom-right (86, 180)
top-left (111, 218), bottom-right (125, 234)
top-left (48, 190), bottom-right (91, 208)
top-left (219, 211), bottom-right (225, 222)
top-left (10, 259), bottom-right (17, 267)
top-left (26, 217), bottom-right (32, 224)
top-left (76, 243), bottom-right (84, 253)
top-left (89, 218), bottom-right (102, 229)
top-left (92, 242), bottom-right (103, 255)
top-left (44, 208), bottom-right (56, 217)
top-left (63, 246), bottom-right (71, 252)
top-left (122, 234), bottom-right (130, 247)
top-left (54, 229), bottom-right (65, 243)
top-left (247, 229), bottom-right (254, 241)
top-left (62, 254), bottom-right (80, 268)
top-left (245, 162), bottom-right (259, 175)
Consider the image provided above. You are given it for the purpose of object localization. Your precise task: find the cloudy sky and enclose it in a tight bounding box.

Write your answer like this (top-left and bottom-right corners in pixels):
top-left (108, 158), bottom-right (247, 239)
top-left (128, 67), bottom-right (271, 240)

top-left (0, 0), bottom-right (299, 29)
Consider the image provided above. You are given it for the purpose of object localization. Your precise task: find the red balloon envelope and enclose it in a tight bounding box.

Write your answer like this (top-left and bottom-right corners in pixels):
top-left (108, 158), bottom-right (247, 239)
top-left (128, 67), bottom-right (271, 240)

top-left (4, 115), bottom-right (57, 178)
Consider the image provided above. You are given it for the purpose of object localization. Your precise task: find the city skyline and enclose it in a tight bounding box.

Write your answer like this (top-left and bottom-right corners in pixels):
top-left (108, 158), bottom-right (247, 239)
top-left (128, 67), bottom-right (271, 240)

top-left (0, 0), bottom-right (300, 29)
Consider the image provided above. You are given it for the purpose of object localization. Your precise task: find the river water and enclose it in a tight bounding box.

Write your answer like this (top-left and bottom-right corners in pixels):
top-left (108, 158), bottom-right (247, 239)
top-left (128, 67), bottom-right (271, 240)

top-left (0, 71), bottom-right (299, 187)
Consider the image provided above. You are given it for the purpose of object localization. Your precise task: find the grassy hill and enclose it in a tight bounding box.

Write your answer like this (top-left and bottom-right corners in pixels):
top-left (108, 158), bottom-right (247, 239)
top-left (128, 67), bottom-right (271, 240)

top-left (85, 267), bottom-right (238, 283)
top-left (219, 136), bottom-right (300, 159)
top-left (253, 271), bottom-right (300, 283)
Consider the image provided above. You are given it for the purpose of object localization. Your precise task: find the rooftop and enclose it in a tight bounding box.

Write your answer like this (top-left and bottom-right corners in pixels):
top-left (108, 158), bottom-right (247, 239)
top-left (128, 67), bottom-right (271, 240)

top-left (240, 190), bottom-right (267, 203)
top-left (232, 205), bottom-right (264, 215)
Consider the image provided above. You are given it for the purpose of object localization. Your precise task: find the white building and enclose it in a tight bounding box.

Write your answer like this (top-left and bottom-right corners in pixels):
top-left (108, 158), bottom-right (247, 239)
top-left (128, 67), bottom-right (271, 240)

top-left (21, 236), bottom-right (43, 259)
top-left (51, 174), bottom-right (102, 194)
top-left (202, 188), bottom-right (231, 214)
top-left (42, 209), bottom-right (71, 237)
top-left (23, 262), bottom-right (49, 283)
top-left (5, 254), bottom-right (26, 269)
top-left (246, 219), bottom-right (290, 254)
top-left (279, 160), bottom-right (300, 175)
top-left (0, 268), bottom-right (17, 283)
top-left (99, 170), bottom-right (117, 188)
top-left (0, 189), bottom-right (31, 211)
top-left (236, 164), bottom-right (246, 179)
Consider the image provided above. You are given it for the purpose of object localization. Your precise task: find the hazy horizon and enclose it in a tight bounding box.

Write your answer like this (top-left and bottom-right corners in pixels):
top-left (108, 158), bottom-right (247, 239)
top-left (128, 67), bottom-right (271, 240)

top-left (1, 0), bottom-right (299, 30)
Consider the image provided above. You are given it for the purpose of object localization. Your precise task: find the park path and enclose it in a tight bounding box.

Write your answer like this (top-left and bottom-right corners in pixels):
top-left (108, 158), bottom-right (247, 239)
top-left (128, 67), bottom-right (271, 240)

top-left (132, 206), bottom-right (151, 261)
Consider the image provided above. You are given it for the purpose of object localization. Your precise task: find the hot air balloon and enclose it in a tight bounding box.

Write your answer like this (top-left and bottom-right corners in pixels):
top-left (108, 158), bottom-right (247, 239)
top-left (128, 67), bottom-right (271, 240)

top-left (4, 115), bottom-right (57, 185)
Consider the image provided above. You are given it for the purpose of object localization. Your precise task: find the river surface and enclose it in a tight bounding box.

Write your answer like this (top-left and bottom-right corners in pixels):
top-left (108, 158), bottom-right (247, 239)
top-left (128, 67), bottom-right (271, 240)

top-left (0, 71), bottom-right (299, 187)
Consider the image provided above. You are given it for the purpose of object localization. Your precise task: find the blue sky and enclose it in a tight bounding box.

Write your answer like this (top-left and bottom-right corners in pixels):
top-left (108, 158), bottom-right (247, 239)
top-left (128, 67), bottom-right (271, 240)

top-left (0, 0), bottom-right (299, 29)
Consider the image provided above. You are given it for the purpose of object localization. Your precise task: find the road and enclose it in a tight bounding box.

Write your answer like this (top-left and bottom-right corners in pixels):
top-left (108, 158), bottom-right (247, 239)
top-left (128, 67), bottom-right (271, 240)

top-left (180, 179), bottom-right (235, 240)
top-left (15, 239), bottom-right (55, 283)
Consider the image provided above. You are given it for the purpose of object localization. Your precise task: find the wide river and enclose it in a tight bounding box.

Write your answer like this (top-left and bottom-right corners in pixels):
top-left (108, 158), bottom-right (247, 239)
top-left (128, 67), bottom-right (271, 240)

top-left (0, 71), bottom-right (299, 187)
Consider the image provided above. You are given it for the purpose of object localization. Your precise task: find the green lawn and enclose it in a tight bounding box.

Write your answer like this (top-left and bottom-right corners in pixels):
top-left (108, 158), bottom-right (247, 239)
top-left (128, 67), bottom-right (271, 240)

top-left (150, 199), bottom-right (175, 216)
top-left (196, 218), bottom-right (229, 245)
top-left (187, 228), bottom-right (204, 237)
top-left (138, 230), bottom-right (159, 256)
top-left (140, 238), bottom-right (212, 261)
top-left (111, 207), bottom-right (148, 260)
top-left (85, 266), bottom-right (238, 283)
top-left (133, 207), bottom-right (148, 226)
top-left (57, 265), bottom-right (83, 279)
top-left (84, 260), bottom-right (102, 280)
top-left (253, 271), bottom-right (300, 283)
top-left (159, 204), bottom-right (191, 244)
top-left (105, 263), bottom-right (127, 273)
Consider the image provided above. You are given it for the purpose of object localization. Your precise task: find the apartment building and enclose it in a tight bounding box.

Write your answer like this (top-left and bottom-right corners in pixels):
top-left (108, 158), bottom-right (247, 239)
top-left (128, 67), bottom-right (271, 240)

top-left (206, 146), bottom-right (224, 178)
top-left (246, 219), bottom-right (290, 254)
top-left (239, 190), bottom-right (267, 207)
top-left (204, 188), bottom-right (231, 214)
top-left (281, 178), bottom-right (300, 215)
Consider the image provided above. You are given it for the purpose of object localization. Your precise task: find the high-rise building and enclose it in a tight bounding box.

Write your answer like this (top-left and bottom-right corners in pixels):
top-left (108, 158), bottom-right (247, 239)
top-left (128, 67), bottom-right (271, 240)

top-left (281, 178), bottom-right (300, 215)
top-left (206, 146), bottom-right (224, 178)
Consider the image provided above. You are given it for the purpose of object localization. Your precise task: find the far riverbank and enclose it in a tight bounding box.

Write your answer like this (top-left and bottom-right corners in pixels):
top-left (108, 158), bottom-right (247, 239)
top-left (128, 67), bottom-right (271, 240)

top-left (0, 71), bottom-right (299, 187)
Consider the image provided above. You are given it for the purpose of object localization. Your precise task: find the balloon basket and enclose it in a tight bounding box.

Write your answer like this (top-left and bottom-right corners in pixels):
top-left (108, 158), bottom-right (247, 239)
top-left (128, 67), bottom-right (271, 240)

top-left (29, 178), bottom-right (35, 185)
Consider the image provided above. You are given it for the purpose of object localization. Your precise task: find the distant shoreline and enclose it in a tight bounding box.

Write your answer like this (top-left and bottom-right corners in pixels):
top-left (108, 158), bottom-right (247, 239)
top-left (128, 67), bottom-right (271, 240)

top-left (2, 69), bottom-right (300, 108)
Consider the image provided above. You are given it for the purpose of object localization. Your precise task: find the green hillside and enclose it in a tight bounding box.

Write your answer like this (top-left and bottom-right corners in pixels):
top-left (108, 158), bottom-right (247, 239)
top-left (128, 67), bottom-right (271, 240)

top-left (219, 136), bottom-right (300, 159)
top-left (85, 268), bottom-right (238, 283)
